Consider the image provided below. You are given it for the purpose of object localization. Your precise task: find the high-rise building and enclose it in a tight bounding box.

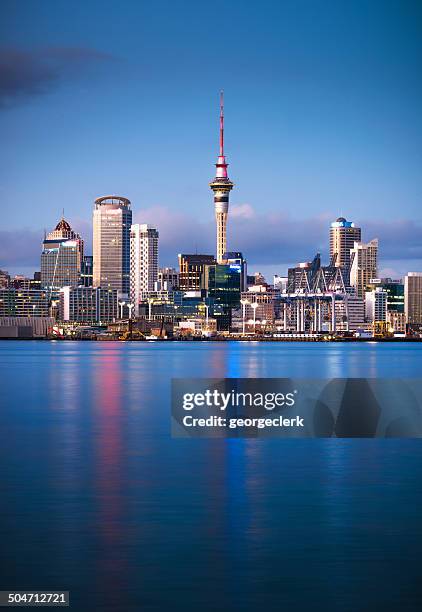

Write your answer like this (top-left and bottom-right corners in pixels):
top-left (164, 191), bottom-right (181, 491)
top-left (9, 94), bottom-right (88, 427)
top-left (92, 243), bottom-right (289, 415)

top-left (130, 224), bottom-right (159, 315)
top-left (178, 254), bottom-right (216, 291)
top-left (329, 217), bottom-right (361, 269)
top-left (41, 217), bottom-right (83, 292)
top-left (405, 272), bottom-right (422, 324)
top-left (350, 239), bottom-right (378, 298)
top-left (93, 196), bottom-right (132, 294)
top-left (209, 92), bottom-right (234, 264)
top-left (202, 263), bottom-right (242, 330)
top-left (365, 287), bottom-right (387, 323)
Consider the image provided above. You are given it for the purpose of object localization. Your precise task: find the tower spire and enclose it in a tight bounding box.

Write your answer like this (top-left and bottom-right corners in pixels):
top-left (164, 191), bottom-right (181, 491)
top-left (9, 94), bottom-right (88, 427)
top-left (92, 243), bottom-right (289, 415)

top-left (210, 91), bottom-right (234, 264)
top-left (220, 90), bottom-right (224, 157)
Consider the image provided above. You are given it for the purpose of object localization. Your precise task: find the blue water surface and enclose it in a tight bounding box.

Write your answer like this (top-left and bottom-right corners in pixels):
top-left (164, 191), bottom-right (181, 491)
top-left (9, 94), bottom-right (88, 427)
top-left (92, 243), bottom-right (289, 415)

top-left (0, 341), bottom-right (421, 611)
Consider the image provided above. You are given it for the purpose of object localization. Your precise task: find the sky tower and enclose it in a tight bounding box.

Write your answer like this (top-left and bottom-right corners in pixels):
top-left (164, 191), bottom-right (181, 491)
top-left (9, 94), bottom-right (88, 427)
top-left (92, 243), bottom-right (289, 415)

top-left (210, 91), bottom-right (234, 264)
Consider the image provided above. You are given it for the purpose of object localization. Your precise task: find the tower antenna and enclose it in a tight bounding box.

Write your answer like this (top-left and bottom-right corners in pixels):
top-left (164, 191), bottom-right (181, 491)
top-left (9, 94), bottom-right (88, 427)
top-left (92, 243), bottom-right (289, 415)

top-left (220, 90), bottom-right (224, 156)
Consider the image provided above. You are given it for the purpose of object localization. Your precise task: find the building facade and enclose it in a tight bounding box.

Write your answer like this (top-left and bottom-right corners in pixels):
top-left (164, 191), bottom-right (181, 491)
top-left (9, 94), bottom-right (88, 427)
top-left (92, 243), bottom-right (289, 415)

top-left (41, 218), bottom-right (83, 292)
top-left (157, 267), bottom-right (179, 291)
top-left (81, 255), bottom-right (93, 287)
top-left (0, 288), bottom-right (49, 317)
top-left (350, 239), bottom-right (378, 298)
top-left (405, 272), bottom-right (422, 324)
top-left (130, 224), bottom-right (159, 316)
top-left (60, 286), bottom-right (118, 323)
top-left (329, 217), bottom-right (361, 269)
top-left (203, 263), bottom-right (242, 330)
top-left (178, 254), bottom-right (216, 291)
top-left (93, 196), bottom-right (132, 294)
top-left (365, 287), bottom-right (387, 323)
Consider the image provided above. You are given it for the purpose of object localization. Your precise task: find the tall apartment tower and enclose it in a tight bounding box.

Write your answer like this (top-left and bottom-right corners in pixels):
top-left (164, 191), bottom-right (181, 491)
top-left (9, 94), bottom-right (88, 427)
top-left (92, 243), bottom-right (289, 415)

top-left (130, 224), bottom-right (159, 314)
top-left (350, 239), bottom-right (378, 298)
top-left (329, 217), bottom-right (361, 269)
top-left (41, 217), bottom-right (84, 292)
top-left (209, 92), bottom-right (234, 264)
top-left (405, 272), bottom-right (422, 324)
top-left (93, 196), bottom-right (132, 295)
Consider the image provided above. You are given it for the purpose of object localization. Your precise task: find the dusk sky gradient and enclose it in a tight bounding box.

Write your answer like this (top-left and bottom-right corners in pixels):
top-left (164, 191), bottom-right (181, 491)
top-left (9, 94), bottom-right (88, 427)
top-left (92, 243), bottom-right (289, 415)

top-left (1, 0), bottom-right (422, 278)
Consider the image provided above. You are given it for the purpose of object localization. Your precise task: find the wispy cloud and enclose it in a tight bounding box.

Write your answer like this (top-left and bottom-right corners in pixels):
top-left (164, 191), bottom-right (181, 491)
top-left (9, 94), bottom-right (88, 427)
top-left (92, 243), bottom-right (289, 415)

top-left (2, 208), bottom-right (422, 278)
top-left (0, 46), bottom-right (116, 108)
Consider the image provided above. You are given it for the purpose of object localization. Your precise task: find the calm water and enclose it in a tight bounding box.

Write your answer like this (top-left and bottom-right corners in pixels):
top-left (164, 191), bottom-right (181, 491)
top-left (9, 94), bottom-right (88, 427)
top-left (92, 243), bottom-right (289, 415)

top-left (1, 341), bottom-right (422, 611)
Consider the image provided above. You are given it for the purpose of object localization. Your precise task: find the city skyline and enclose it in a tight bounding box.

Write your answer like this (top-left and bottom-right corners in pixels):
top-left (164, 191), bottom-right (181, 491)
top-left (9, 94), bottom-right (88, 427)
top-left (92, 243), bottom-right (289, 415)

top-left (2, 0), bottom-right (422, 278)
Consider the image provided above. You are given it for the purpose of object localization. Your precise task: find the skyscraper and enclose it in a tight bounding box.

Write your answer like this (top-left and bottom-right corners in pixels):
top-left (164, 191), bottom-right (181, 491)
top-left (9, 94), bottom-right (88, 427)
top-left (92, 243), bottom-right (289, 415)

top-left (178, 254), bottom-right (216, 291)
top-left (93, 196), bottom-right (132, 294)
top-left (329, 217), bottom-right (361, 269)
top-left (350, 239), bottom-right (378, 298)
top-left (405, 272), bottom-right (422, 324)
top-left (41, 217), bottom-right (83, 292)
top-left (209, 92), bottom-right (234, 264)
top-left (130, 224), bottom-right (159, 315)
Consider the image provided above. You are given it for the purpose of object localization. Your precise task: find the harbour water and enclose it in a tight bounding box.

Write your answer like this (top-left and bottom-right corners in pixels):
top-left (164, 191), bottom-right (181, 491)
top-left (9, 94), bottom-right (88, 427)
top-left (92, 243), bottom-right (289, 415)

top-left (0, 341), bottom-right (421, 611)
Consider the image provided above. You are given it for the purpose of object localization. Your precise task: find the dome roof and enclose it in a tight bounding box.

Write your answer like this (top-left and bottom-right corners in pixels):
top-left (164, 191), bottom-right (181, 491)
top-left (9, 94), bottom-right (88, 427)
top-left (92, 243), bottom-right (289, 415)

top-left (336, 216), bottom-right (346, 222)
top-left (55, 218), bottom-right (72, 232)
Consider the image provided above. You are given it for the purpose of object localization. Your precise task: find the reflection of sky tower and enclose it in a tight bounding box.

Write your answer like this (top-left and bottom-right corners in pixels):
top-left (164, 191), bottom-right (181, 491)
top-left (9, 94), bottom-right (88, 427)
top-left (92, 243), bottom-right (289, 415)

top-left (210, 91), bottom-right (234, 264)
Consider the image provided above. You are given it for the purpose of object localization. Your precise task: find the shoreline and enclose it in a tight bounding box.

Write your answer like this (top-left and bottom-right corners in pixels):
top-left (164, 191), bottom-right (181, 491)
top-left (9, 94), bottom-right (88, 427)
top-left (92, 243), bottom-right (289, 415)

top-left (1, 337), bottom-right (421, 343)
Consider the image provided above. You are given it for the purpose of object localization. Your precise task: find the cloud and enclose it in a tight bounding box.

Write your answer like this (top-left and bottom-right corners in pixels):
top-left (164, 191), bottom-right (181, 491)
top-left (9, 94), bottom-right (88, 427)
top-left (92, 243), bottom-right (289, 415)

top-left (2, 209), bottom-right (422, 279)
top-left (230, 203), bottom-right (255, 219)
top-left (0, 46), bottom-right (116, 108)
top-left (0, 229), bottom-right (41, 269)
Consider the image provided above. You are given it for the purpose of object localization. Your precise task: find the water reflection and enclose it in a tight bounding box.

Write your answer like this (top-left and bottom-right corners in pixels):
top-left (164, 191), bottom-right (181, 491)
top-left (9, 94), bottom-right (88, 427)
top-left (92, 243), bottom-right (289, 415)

top-left (1, 341), bottom-right (422, 611)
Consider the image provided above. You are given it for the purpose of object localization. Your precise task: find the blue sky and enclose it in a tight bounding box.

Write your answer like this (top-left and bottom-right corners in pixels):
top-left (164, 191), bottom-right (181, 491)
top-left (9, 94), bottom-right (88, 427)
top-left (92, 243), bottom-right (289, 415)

top-left (1, 0), bottom-right (422, 278)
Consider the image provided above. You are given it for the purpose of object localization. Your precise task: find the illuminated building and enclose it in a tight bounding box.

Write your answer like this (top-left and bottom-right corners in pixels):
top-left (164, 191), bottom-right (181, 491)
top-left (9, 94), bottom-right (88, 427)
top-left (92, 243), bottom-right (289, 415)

top-left (0, 288), bottom-right (49, 317)
top-left (350, 239), bottom-right (378, 298)
top-left (60, 286), bottom-right (118, 323)
top-left (41, 217), bottom-right (83, 292)
top-left (130, 224), bottom-right (159, 316)
top-left (329, 217), bottom-right (361, 269)
top-left (178, 254), bottom-right (216, 291)
top-left (93, 196), bottom-right (132, 294)
top-left (405, 272), bottom-right (422, 324)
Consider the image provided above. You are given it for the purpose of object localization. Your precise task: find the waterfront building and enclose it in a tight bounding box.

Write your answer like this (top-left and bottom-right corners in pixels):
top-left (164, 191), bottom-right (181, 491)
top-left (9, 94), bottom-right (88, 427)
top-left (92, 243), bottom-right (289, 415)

top-left (81, 255), bottom-right (93, 287)
top-left (240, 285), bottom-right (281, 323)
top-left (350, 239), bottom-right (378, 298)
top-left (365, 287), bottom-right (387, 323)
top-left (0, 316), bottom-right (55, 338)
top-left (404, 272), bottom-right (422, 324)
top-left (176, 318), bottom-right (218, 336)
top-left (178, 254), bottom-right (216, 291)
top-left (60, 286), bottom-right (118, 323)
top-left (344, 295), bottom-right (365, 331)
top-left (329, 217), bottom-right (361, 269)
top-left (41, 218), bottom-right (83, 293)
top-left (202, 263), bottom-right (242, 330)
top-left (209, 92), bottom-right (234, 263)
top-left (130, 224), bottom-right (159, 316)
top-left (367, 278), bottom-right (404, 313)
top-left (0, 288), bottom-right (49, 317)
top-left (93, 196), bottom-right (132, 294)
top-left (387, 310), bottom-right (406, 333)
